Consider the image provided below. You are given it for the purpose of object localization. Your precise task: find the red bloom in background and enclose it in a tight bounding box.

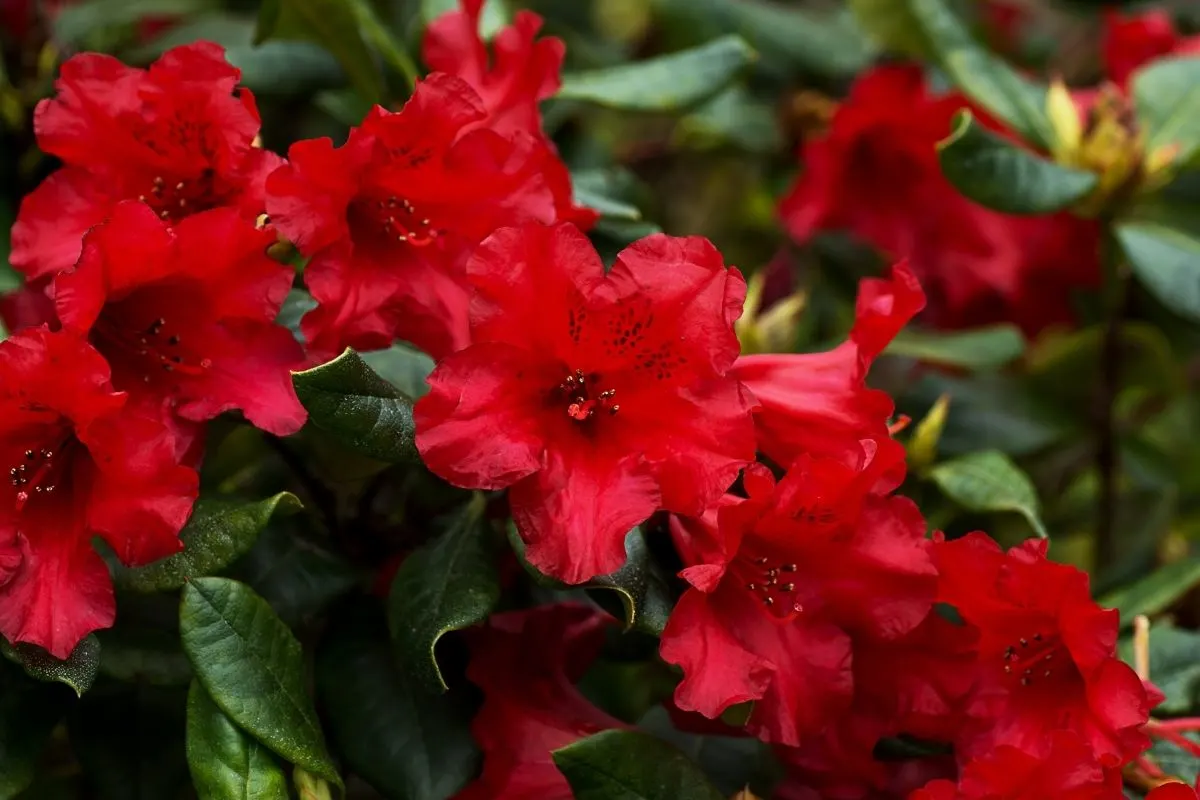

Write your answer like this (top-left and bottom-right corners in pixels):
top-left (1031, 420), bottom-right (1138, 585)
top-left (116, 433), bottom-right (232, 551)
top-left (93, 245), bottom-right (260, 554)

top-left (779, 64), bottom-right (1099, 336)
top-left (267, 74), bottom-right (593, 362)
top-left (1149, 782), bottom-right (1200, 800)
top-left (935, 533), bottom-right (1159, 767)
top-left (0, 329), bottom-right (197, 657)
top-left (910, 732), bottom-right (1123, 799)
top-left (455, 604), bottom-right (623, 800)
top-left (1103, 10), bottom-right (1200, 88)
top-left (12, 42), bottom-right (279, 280)
top-left (661, 444), bottom-right (936, 745)
top-left (733, 262), bottom-right (923, 473)
top-left (416, 222), bottom-right (755, 584)
top-left (54, 202), bottom-right (306, 448)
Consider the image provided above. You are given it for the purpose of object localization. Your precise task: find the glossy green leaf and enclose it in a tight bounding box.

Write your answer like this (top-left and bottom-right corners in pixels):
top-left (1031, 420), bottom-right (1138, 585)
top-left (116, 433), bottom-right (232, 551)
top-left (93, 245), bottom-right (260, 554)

top-left (572, 169), bottom-right (644, 221)
top-left (1118, 621), bottom-right (1200, 714)
top-left (388, 495), bottom-right (500, 693)
top-left (886, 324), bottom-right (1026, 370)
top-left (558, 35), bottom-right (755, 112)
top-left (1116, 220), bottom-right (1200, 323)
top-left (0, 660), bottom-right (71, 800)
top-left (553, 730), bottom-right (725, 800)
top-left (180, 578), bottom-right (341, 788)
top-left (677, 86), bottom-right (783, 154)
top-left (2, 634), bottom-right (100, 697)
top-left (293, 348), bottom-right (419, 463)
top-left (1101, 555), bottom-right (1200, 630)
top-left (254, 0), bottom-right (384, 101)
top-left (187, 681), bottom-right (289, 800)
top-left (317, 602), bottom-right (479, 800)
top-left (360, 343), bottom-right (435, 399)
top-left (422, 0), bottom-right (509, 38)
top-left (1132, 56), bottom-right (1200, 168)
top-left (937, 110), bottom-right (1096, 214)
top-left (586, 528), bottom-right (674, 637)
top-left (116, 493), bottom-right (301, 592)
top-left (930, 450), bottom-right (1048, 538)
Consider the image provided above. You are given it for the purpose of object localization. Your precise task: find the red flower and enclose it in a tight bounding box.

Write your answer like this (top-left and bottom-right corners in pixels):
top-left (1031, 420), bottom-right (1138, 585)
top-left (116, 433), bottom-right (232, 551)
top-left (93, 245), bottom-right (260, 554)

top-left (1103, 10), bottom-right (1200, 88)
top-left (660, 444), bottom-right (936, 745)
top-left (778, 64), bottom-right (1099, 336)
top-left (934, 533), bottom-right (1159, 767)
top-left (910, 731), bottom-right (1124, 799)
top-left (1149, 782), bottom-right (1200, 800)
top-left (455, 604), bottom-right (623, 800)
top-left (53, 202), bottom-right (306, 447)
top-left (267, 75), bottom-right (592, 362)
top-left (0, 328), bottom-right (197, 657)
top-left (415, 222), bottom-right (756, 584)
top-left (12, 42), bottom-right (279, 281)
top-left (733, 262), bottom-right (923, 474)
top-left (423, 0), bottom-right (563, 142)
top-left (0, 279), bottom-right (58, 335)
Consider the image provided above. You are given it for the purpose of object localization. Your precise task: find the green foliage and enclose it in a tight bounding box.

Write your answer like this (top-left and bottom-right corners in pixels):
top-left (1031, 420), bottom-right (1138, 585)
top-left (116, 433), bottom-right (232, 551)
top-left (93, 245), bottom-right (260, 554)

top-left (929, 450), bottom-right (1049, 538)
top-left (1132, 56), bottom-right (1200, 169)
top-left (1, 636), bottom-right (101, 697)
top-left (186, 682), bottom-right (289, 800)
top-left (553, 730), bottom-right (726, 800)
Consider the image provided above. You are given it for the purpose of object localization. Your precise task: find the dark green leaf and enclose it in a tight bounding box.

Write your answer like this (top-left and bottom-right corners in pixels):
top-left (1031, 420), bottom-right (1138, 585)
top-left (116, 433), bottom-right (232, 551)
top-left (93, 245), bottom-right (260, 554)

top-left (388, 495), bottom-right (500, 693)
top-left (586, 529), bottom-right (674, 637)
top-left (361, 343), bottom-right (435, 399)
top-left (553, 729), bottom-right (725, 800)
top-left (294, 349), bottom-right (419, 463)
top-left (255, 0), bottom-right (384, 101)
top-left (1101, 555), bottom-right (1200, 629)
top-left (1116, 220), bottom-right (1200, 323)
top-left (317, 601), bottom-right (479, 800)
top-left (2, 635), bottom-right (100, 697)
top-left (116, 493), bottom-right (301, 592)
top-left (886, 324), bottom-right (1026, 370)
top-left (421, 0), bottom-right (509, 38)
top-left (97, 626), bottom-right (193, 687)
top-left (227, 42), bottom-right (346, 96)
top-left (558, 35), bottom-right (755, 112)
top-left (187, 681), bottom-right (289, 800)
top-left (180, 578), bottom-right (341, 787)
top-left (0, 660), bottom-right (71, 800)
top-left (1132, 56), bottom-right (1200, 168)
top-left (572, 169), bottom-right (644, 221)
top-left (54, 0), bottom-right (216, 44)
top-left (937, 109), bottom-right (1096, 214)
top-left (677, 86), bottom-right (783, 154)
top-left (929, 450), bottom-right (1048, 538)
top-left (1119, 621), bottom-right (1200, 715)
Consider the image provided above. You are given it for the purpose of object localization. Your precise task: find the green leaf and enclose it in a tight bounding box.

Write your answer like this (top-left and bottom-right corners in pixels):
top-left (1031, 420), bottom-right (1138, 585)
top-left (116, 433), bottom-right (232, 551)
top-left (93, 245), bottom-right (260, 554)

top-left (1101, 555), bottom-right (1200, 630)
top-left (553, 730), bottom-right (725, 800)
top-left (116, 493), bottom-right (301, 592)
top-left (421, 0), bottom-right (509, 39)
top-left (360, 342), bottom-right (435, 399)
top-left (558, 35), bottom-right (756, 112)
top-left (929, 450), bottom-right (1048, 538)
top-left (1119, 621), bottom-right (1200, 714)
top-left (0, 660), bottom-right (71, 800)
top-left (254, 0), bottom-right (384, 101)
top-left (1, 635), bottom-right (100, 697)
top-left (1132, 56), bottom-right (1200, 168)
top-left (98, 626), bottom-right (193, 687)
top-left (317, 601), bottom-right (479, 800)
top-left (937, 109), bottom-right (1097, 214)
top-left (586, 528), bottom-right (674, 637)
top-left (848, 0), bottom-right (929, 59)
top-left (1116, 219), bottom-right (1200, 323)
top-left (388, 494), bottom-right (500, 693)
top-left (572, 168), bottom-right (644, 221)
top-left (187, 681), bottom-right (289, 800)
top-left (53, 0), bottom-right (216, 44)
top-left (180, 578), bottom-right (341, 788)
top-left (677, 86), bottom-right (783, 154)
top-left (227, 41), bottom-right (346, 96)
top-left (886, 324), bottom-right (1026, 370)
top-left (293, 348), bottom-right (419, 463)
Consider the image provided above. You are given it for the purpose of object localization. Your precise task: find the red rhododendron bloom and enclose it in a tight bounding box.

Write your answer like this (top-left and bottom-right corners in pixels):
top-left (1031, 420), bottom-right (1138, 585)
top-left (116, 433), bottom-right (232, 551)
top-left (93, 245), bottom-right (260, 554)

top-left (910, 731), bottom-right (1123, 799)
top-left (661, 442), bottom-right (935, 745)
top-left (0, 328), bottom-right (197, 657)
top-left (935, 533), bottom-right (1159, 766)
top-left (416, 222), bottom-right (756, 584)
top-left (1149, 782), bottom-right (1200, 800)
top-left (733, 262), bottom-right (923, 473)
top-left (1103, 10), bottom-right (1200, 88)
top-left (11, 42), bottom-right (279, 280)
top-left (267, 74), bottom-right (593, 362)
top-left (779, 64), bottom-right (1099, 335)
top-left (53, 201), bottom-right (306, 447)
top-left (455, 603), bottom-right (622, 800)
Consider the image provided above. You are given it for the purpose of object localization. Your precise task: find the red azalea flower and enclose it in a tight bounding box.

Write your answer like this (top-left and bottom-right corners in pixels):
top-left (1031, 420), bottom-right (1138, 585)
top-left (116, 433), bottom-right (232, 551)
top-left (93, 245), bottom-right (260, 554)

top-left (733, 262), bottom-right (923, 474)
top-left (910, 731), bottom-right (1124, 799)
top-left (778, 64), bottom-right (1100, 336)
top-left (455, 603), bottom-right (623, 800)
top-left (1103, 10), bottom-right (1200, 88)
top-left (415, 222), bottom-right (756, 584)
top-left (12, 42), bottom-right (280, 281)
top-left (267, 74), bottom-right (593, 362)
top-left (423, 0), bottom-right (563, 141)
top-left (0, 328), bottom-right (197, 657)
top-left (660, 444), bottom-right (936, 746)
top-left (1149, 782), bottom-right (1200, 800)
top-left (935, 533), bottom-right (1160, 766)
top-left (53, 202), bottom-right (306, 446)
top-left (0, 278), bottom-right (58, 335)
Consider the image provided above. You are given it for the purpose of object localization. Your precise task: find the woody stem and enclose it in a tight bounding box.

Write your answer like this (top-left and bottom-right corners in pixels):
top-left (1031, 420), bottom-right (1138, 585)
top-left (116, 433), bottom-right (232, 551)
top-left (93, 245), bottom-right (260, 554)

top-left (1095, 227), bottom-right (1128, 573)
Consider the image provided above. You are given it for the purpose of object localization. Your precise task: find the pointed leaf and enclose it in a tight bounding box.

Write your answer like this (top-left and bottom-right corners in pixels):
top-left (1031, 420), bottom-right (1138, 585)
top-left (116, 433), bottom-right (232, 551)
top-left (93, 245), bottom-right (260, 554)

top-left (558, 35), bottom-right (755, 112)
top-left (553, 730), bottom-right (725, 800)
top-left (98, 626), bottom-right (193, 687)
top-left (388, 495), bottom-right (500, 693)
top-left (1101, 555), bottom-right (1200, 630)
top-left (929, 450), bottom-right (1048, 538)
top-left (938, 109), bottom-right (1096, 214)
top-left (586, 528), bottom-right (674, 636)
top-left (180, 578), bottom-right (341, 788)
top-left (187, 681), bottom-right (289, 800)
top-left (116, 493), bottom-right (301, 592)
top-left (293, 348), bottom-right (419, 463)
top-left (1, 634), bottom-right (100, 697)
top-left (1132, 56), bottom-right (1200, 169)
top-left (886, 323), bottom-right (1026, 370)
top-left (254, 0), bottom-right (384, 101)
top-left (1116, 219), bottom-right (1200, 323)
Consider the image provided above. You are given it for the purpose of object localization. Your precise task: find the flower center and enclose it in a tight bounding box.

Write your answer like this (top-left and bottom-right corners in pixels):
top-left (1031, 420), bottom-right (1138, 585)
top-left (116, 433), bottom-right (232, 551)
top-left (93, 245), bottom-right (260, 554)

top-left (741, 555), bottom-right (803, 621)
top-left (7, 434), bottom-right (74, 512)
top-left (370, 196), bottom-right (442, 248)
top-left (1002, 632), bottom-right (1070, 687)
top-left (93, 314), bottom-right (210, 384)
top-left (557, 369), bottom-right (618, 422)
top-left (138, 172), bottom-right (217, 223)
